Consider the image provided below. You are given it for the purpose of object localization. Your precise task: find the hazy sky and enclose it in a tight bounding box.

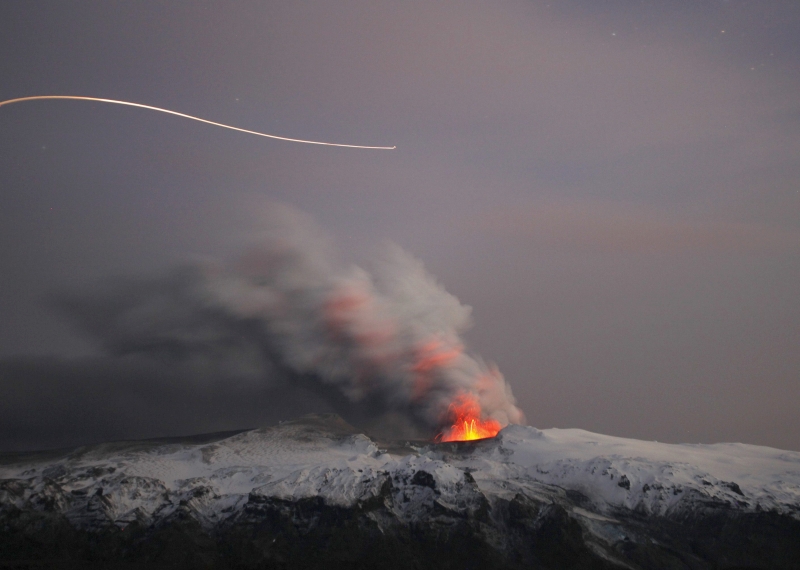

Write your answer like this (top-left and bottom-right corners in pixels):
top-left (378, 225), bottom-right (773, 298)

top-left (1, 0), bottom-right (799, 451)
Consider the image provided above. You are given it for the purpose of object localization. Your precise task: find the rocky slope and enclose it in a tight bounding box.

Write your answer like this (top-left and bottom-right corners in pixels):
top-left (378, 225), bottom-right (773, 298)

top-left (1, 414), bottom-right (799, 569)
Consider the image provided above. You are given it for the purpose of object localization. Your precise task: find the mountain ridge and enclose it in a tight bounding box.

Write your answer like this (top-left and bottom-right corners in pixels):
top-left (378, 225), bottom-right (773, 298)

top-left (1, 413), bottom-right (799, 569)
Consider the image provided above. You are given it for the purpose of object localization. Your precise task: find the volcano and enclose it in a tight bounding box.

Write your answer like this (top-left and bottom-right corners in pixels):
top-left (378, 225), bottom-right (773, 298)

top-left (1, 414), bottom-right (799, 569)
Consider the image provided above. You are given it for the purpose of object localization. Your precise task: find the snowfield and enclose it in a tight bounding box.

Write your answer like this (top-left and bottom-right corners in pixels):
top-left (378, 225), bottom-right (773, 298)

top-left (2, 415), bottom-right (798, 532)
top-left (496, 425), bottom-right (800, 517)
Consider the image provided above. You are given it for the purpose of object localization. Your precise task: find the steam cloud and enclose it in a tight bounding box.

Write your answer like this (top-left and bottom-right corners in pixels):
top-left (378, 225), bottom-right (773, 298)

top-left (56, 206), bottom-right (524, 436)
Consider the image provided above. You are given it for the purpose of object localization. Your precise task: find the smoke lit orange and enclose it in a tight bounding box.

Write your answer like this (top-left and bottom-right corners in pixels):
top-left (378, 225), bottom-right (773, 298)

top-left (436, 394), bottom-right (502, 442)
top-left (410, 339), bottom-right (462, 401)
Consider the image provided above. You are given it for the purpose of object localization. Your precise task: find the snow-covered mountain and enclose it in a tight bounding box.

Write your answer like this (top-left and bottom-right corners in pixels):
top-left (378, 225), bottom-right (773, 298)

top-left (2, 414), bottom-right (799, 569)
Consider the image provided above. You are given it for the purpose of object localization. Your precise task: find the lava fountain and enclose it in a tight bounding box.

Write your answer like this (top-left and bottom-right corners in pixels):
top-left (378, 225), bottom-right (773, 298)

top-left (436, 393), bottom-right (502, 442)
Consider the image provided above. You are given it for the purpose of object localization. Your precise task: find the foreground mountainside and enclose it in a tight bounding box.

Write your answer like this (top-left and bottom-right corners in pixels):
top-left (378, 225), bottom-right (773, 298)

top-left (1, 414), bottom-right (799, 570)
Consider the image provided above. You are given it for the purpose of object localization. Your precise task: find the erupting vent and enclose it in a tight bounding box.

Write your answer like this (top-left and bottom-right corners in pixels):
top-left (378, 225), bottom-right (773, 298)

top-left (436, 394), bottom-right (502, 442)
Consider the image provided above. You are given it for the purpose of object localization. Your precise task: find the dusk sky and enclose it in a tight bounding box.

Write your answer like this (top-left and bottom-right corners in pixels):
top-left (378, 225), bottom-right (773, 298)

top-left (1, 1), bottom-right (799, 452)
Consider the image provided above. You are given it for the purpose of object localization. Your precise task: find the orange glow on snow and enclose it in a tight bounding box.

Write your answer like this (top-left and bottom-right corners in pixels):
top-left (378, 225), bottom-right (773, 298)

top-left (436, 394), bottom-right (502, 442)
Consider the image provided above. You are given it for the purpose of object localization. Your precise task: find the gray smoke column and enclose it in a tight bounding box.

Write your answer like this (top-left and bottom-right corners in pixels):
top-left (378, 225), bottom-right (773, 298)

top-left (56, 206), bottom-right (524, 435)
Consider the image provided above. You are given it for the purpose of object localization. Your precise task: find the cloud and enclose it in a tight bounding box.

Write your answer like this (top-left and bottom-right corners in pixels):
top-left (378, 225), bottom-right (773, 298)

top-left (0, 355), bottom-right (332, 452)
top-left (472, 199), bottom-right (800, 255)
top-left (46, 205), bottom-right (523, 444)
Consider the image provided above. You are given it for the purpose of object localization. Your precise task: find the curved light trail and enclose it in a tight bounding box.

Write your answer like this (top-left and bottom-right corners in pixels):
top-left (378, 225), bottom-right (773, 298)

top-left (0, 95), bottom-right (396, 150)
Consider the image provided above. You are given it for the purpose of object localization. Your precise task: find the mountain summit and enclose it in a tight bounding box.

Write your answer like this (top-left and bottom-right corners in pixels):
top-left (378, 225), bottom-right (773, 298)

top-left (2, 414), bottom-right (799, 569)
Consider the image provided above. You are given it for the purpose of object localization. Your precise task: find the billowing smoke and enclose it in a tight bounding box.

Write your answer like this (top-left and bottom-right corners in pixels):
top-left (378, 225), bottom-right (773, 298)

top-left (55, 206), bottom-right (524, 437)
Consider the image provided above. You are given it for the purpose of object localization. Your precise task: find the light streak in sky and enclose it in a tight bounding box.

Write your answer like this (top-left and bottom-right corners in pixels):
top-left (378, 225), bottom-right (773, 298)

top-left (0, 95), bottom-right (396, 150)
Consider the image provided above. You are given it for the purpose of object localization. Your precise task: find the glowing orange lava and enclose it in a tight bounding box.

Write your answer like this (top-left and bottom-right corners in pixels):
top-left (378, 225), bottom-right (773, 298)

top-left (436, 394), bottom-right (502, 442)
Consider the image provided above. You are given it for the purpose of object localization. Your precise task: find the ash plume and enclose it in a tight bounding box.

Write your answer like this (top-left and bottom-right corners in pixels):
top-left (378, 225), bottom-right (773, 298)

top-left (55, 206), bottom-right (524, 436)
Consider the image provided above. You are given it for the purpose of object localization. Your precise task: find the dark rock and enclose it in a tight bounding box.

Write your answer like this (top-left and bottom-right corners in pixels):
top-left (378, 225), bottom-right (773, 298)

top-left (410, 470), bottom-right (436, 489)
top-left (724, 481), bottom-right (744, 496)
top-left (2, 485), bottom-right (800, 569)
